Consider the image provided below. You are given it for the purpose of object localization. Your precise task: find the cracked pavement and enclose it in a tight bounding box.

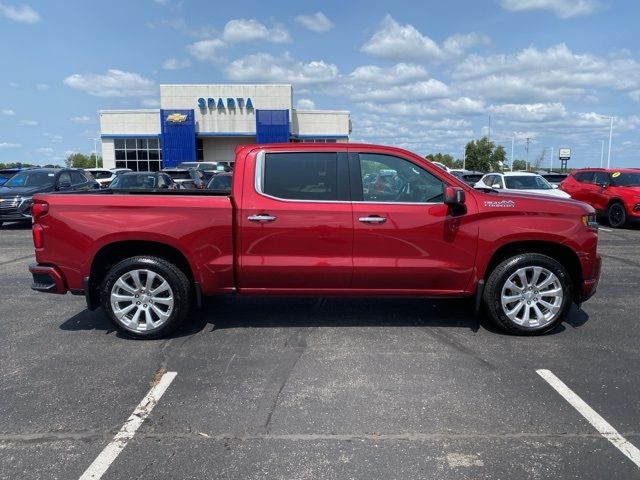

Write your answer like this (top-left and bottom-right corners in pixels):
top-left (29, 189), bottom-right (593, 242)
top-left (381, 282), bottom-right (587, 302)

top-left (1, 222), bottom-right (640, 479)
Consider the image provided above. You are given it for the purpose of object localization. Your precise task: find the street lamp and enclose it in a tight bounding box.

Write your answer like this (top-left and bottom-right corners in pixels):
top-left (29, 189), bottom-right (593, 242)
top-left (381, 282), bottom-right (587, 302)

top-left (596, 115), bottom-right (615, 168)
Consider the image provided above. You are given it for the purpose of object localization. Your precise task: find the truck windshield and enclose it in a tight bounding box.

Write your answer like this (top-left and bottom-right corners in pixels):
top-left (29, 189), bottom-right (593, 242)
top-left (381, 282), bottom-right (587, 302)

top-left (611, 172), bottom-right (640, 187)
top-left (505, 175), bottom-right (552, 190)
top-left (4, 171), bottom-right (55, 188)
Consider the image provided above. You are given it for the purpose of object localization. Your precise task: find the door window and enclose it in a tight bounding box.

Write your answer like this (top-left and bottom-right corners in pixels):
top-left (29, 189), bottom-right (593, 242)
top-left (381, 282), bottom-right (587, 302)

top-left (262, 152), bottom-right (340, 201)
top-left (359, 153), bottom-right (444, 203)
top-left (70, 171), bottom-right (87, 185)
top-left (574, 171), bottom-right (595, 183)
top-left (593, 172), bottom-right (610, 185)
top-left (57, 172), bottom-right (72, 187)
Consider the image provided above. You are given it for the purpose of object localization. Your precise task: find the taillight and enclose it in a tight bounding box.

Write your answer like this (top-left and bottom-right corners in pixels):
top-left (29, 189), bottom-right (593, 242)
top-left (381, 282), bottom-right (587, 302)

top-left (31, 200), bottom-right (49, 223)
top-left (33, 224), bottom-right (44, 248)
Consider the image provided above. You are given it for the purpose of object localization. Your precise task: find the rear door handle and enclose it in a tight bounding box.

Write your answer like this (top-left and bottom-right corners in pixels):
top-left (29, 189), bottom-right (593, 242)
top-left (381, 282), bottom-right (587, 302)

top-left (248, 214), bottom-right (277, 223)
top-left (358, 216), bottom-right (387, 224)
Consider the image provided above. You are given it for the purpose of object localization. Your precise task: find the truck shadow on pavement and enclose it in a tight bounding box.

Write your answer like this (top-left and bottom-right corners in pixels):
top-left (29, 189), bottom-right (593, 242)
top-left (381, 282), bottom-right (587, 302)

top-left (59, 296), bottom-right (590, 339)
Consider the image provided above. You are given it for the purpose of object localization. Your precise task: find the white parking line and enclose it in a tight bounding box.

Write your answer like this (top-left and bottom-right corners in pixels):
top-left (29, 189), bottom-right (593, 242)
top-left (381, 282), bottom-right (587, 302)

top-left (79, 371), bottom-right (177, 480)
top-left (600, 227), bottom-right (613, 232)
top-left (537, 369), bottom-right (640, 468)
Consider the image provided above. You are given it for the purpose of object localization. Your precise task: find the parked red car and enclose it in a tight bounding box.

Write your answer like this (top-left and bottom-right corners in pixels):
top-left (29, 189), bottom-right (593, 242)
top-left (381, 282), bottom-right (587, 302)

top-left (560, 168), bottom-right (640, 228)
top-left (28, 143), bottom-right (601, 338)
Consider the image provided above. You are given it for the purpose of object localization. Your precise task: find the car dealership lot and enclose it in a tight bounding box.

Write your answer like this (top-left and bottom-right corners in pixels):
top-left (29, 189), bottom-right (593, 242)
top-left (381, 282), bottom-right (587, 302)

top-left (1, 223), bottom-right (639, 479)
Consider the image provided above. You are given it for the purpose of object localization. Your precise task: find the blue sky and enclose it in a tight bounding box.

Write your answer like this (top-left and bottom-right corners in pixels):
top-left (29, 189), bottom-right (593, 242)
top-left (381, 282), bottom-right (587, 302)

top-left (1, 0), bottom-right (640, 168)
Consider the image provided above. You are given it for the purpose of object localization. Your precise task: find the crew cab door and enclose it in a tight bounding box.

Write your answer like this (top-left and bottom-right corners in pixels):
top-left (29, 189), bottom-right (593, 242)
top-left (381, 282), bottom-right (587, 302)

top-left (350, 150), bottom-right (477, 292)
top-left (238, 149), bottom-right (353, 290)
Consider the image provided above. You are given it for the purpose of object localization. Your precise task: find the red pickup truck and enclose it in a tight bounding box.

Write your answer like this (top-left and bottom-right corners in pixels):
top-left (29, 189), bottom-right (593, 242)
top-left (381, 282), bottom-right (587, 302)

top-left (29, 143), bottom-right (601, 338)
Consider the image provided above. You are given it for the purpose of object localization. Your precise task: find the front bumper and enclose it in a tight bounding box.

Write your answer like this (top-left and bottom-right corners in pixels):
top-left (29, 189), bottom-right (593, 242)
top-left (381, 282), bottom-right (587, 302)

top-left (29, 263), bottom-right (68, 294)
top-left (580, 253), bottom-right (601, 302)
top-left (0, 197), bottom-right (32, 221)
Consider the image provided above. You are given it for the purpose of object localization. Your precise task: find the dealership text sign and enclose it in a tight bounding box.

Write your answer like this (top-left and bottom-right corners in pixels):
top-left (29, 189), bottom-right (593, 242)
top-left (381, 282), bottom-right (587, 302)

top-left (559, 148), bottom-right (571, 160)
top-left (197, 97), bottom-right (254, 110)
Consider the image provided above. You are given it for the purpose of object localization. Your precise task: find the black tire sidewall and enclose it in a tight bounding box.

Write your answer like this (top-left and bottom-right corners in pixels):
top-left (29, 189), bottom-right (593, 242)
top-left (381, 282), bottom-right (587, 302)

top-left (608, 202), bottom-right (626, 228)
top-left (100, 256), bottom-right (191, 339)
top-left (484, 253), bottom-right (573, 335)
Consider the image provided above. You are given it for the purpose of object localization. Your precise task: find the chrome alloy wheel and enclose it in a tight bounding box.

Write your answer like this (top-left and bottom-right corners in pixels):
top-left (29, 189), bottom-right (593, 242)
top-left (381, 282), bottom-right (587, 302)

top-left (110, 269), bottom-right (174, 332)
top-left (500, 266), bottom-right (564, 328)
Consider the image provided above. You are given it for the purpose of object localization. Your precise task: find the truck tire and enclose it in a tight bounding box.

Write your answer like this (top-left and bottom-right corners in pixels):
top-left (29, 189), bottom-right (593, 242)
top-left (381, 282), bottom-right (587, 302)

top-left (483, 253), bottom-right (573, 335)
top-left (100, 256), bottom-right (191, 339)
top-left (607, 202), bottom-right (627, 228)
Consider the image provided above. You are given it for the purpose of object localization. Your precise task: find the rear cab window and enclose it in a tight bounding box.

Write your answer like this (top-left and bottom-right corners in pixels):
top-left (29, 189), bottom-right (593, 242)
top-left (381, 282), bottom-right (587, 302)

top-left (259, 152), bottom-right (349, 201)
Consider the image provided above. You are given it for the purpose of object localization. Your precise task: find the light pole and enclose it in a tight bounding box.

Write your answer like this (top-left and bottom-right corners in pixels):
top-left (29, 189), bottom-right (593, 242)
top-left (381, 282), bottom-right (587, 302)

top-left (90, 138), bottom-right (99, 167)
top-left (607, 116), bottom-right (614, 168)
top-left (600, 140), bottom-right (605, 168)
top-left (550, 146), bottom-right (554, 172)
top-left (597, 115), bottom-right (615, 168)
top-left (511, 136), bottom-right (514, 172)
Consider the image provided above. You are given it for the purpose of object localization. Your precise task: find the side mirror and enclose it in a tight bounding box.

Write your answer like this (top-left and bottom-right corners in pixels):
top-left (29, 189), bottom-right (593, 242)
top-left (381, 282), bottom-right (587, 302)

top-left (57, 180), bottom-right (71, 190)
top-left (444, 186), bottom-right (466, 205)
top-left (598, 182), bottom-right (609, 189)
top-left (492, 183), bottom-right (502, 189)
top-left (552, 184), bottom-right (559, 189)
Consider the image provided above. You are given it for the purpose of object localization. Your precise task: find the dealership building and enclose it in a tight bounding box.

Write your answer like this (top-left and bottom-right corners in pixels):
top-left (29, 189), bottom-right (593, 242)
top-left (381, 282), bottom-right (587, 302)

top-left (99, 84), bottom-right (351, 171)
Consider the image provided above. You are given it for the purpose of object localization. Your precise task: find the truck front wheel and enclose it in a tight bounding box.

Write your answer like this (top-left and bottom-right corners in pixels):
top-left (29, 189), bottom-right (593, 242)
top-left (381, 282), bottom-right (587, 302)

top-left (483, 253), bottom-right (573, 335)
top-left (100, 256), bottom-right (191, 339)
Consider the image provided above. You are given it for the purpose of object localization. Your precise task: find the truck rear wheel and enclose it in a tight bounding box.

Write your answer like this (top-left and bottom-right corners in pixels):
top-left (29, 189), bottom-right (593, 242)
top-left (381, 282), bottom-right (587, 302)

top-left (483, 253), bottom-right (573, 335)
top-left (100, 256), bottom-right (191, 339)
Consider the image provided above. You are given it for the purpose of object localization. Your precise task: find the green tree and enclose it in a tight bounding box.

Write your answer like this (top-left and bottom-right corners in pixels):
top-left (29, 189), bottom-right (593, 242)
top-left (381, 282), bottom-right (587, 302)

top-left (511, 159), bottom-right (527, 171)
top-left (65, 153), bottom-right (102, 169)
top-left (464, 137), bottom-right (506, 173)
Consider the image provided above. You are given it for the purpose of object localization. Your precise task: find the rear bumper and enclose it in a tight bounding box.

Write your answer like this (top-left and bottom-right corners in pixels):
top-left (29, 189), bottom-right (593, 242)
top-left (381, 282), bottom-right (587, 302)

top-left (29, 263), bottom-right (68, 294)
top-left (580, 253), bottom-right (601, 302)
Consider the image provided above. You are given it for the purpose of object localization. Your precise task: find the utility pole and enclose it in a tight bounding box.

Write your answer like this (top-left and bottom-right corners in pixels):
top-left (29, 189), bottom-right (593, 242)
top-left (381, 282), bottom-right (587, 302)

top-left (510, 136), bottom-right (514, 172)
top-left (607, 116), bottom-right (614, 168)
top-left (524, 137), bottom-right (532, 171)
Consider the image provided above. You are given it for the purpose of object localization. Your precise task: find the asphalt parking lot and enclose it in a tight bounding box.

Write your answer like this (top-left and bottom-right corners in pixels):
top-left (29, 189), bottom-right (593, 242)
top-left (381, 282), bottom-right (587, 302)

top-left (1, 222), bottom-right (639, 479)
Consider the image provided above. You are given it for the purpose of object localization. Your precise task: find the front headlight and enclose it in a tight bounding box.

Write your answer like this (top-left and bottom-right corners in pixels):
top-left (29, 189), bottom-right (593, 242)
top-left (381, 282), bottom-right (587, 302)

top-left (581, 213), bottom-right (598, 230)
top-left (20, 196), bottom-right (33, 206)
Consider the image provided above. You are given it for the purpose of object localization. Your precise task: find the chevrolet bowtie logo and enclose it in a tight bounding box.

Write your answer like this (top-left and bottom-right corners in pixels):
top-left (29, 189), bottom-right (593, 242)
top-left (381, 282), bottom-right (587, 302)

top-left (166, 113), bottom-right (188, 123)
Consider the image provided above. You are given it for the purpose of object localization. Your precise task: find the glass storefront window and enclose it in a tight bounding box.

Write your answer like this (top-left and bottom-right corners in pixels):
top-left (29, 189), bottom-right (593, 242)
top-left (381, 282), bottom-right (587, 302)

top-left (113, 137), bottom-right (162, 172)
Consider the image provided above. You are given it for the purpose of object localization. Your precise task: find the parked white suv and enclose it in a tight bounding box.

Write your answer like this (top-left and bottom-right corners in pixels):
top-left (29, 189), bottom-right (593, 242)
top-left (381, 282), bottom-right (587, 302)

top-left (84, 168), bottom-right (131, 188)
top-left (474, 172), bottom-right (571, 198)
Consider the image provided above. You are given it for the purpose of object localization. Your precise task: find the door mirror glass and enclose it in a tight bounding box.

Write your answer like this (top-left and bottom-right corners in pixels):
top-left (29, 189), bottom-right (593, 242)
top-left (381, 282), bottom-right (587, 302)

top-left (552, 184), bottom-right (559, 189)
top-left (444, 186), bottom-right (466, 205)
top-left (492, 182), bottom-right (502, 189)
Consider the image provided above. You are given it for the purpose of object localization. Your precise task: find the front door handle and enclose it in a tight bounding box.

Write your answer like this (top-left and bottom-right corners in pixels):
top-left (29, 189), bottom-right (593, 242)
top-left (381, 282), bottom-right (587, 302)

top-left (358, 216), bottom-right (387, 224)
top-left (248, 214), bottom-right (277, 223)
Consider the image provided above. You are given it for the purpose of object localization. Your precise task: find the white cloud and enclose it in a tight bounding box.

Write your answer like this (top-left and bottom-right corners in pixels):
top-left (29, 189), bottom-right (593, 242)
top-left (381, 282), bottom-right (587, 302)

top-left (488, 103), bottom-right (568, 122)
top-left (71, 115), bottom-right (93, 124)
top-left (222, 19), bottom-right (290, 43)
top-left (141, 98), bottom-right (161, 108)
top-left (348, 63), bottom-right (429, 85)
top-left (36, 147), bottom-right (54, 154)
top-left (361, 15), bottom-right (443, 62)
top-left (64, 69), bottom-right (156, 97)
top-left (453, 44), bottom-right (640, 103)
top-left (501, 0), bottom-right (600, 18)
top-left (35, 83), bottom-right (49, 91)
top-left (295, 12), bottom-right (334, 32)
top-left (225, 53), bottom-right (338, 86)
top-left (296, 98), bottom-right (316, 109)
top-left (1, 109), bottom-right (15, 115)
top-left (442, 33), bottom-right (491, 56)
top-left (0, 142), bottom-right (21, 148)
top-left (162, 58), bottom-right (191, 70)
top-left (187, 38), bottom-right (226, 62)
top-left (19, 119), bottom-right (37, 126)
top-left (351, 79), bottom-right (450, 102)
top-left (0, 3), bottom-right (41, 23)
top-left (361, 15), bottom-right (488, 63)
top-left (8, 81), bottom-right (19, 87)
top-left (44, 133), bottom-right (62, 143)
